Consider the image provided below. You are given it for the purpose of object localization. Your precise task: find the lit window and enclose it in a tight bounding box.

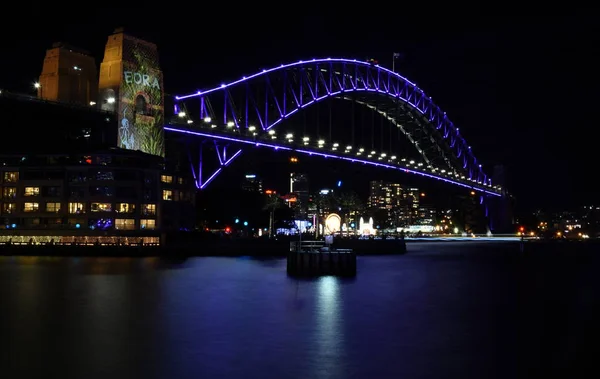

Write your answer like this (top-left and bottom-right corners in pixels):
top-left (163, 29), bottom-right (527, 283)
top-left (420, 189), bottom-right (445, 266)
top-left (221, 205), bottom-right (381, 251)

top-left (3, 172), bottom-right (18, 182)
top-left (115, 219), bottom-right (136, 230)
top-left (161, 175), bottom-right (173, 183)
top-left (46, 202), bottom-right (61, 213)
top-left (142, 204), bottom-right (156, 216)
top-left (68, 202), bottom-right (85, 214)
top-left (91, 203), bottom-right (112, 212)
top-left (140, 219), bottom-right (156, 230)
top-left (24, 202), bottom-right (39, 212)
top-left (24, 187), bottom-right (40, 196)
top-left (2, 187), bottom-right (16, 199)
top-left (162, 190), bottom-right (172, 201)
top-left (116, 203), bottom-right (135, 213)
top-left (1, 203), bottom-right (16, 214)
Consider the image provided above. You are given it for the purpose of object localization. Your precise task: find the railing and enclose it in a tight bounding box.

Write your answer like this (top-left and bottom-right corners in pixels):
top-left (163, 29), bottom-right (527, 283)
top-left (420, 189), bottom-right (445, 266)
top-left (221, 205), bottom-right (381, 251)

top-left (290, 240), bottom-right (325, 253)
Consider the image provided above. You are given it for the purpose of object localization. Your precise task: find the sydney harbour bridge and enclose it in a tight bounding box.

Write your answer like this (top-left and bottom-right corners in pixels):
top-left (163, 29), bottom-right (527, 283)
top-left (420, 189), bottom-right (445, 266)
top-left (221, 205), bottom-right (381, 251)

top-left (165, 58), bottom-right (510, 231)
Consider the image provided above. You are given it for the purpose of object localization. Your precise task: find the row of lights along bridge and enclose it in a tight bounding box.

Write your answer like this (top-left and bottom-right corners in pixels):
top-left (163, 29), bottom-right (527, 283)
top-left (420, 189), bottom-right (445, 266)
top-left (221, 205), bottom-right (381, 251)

top-left (175, 112), bottom-right (502, 192)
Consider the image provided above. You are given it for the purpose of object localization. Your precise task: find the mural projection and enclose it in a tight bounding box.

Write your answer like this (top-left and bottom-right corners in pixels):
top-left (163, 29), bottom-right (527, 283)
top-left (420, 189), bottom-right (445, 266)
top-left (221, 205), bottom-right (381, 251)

top-left (118, 47), bottom-right (165, 157)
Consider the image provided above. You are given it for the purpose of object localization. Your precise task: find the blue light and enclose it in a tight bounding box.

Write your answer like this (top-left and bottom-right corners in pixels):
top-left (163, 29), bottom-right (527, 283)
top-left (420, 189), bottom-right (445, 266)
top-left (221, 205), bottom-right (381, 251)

top-left (337, 180), bottom-right (342, 187)
top-left (75, 223), bottom-right (81, 229)
top-left (172, 57), bottom-right (485, 182)
top-left (165, 127), bottom-right (501, 197)
top-left (243, 221), bottom-right (248, 226)
top-left (351, 223), bottom-right (355, 228)
top-left (235, 218), bottom-right (239, 223)
top-left (11, 223), bottom-right (16, 228)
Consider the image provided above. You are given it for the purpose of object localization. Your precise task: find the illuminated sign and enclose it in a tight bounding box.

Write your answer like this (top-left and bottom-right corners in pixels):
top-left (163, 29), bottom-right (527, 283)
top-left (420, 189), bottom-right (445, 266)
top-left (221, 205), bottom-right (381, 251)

top-left (124, 71), bottom-right (160, 89)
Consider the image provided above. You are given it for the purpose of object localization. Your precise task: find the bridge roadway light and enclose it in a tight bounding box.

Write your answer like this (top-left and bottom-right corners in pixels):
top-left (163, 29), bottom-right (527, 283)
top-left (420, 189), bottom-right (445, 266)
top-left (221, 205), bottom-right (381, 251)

top-left (268, 129), bottom-right (275, 135)
top-left (391, 155), bottom-right (396, 160)
top-left (226, 121), bottom-right (234, 127)
top-left (211, 124), bottom-right (217, 128)
top-left (178, 111), bottom-right (186, 118)
top-left (286, 133), bottom-right (293, 140)
top-left (248, 126), bottom-right (256, 132)
top-left (203, 117), bottom-right (211, 123)
top-left (359, 148), bottom-right (364, 152)
top-left (318, 139), bottom-right (325, 146)
top-left (187, 120), bottom-right (193, 124)
top-left (346, 146), bottom-right (352, 150)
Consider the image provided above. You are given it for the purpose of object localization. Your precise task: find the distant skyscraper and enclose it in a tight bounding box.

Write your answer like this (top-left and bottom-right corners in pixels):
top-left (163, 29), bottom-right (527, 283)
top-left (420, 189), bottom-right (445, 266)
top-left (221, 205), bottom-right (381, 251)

top-left (37, 42), bottom-right (98, 106)
top-left (368, 180), bottom-right (420, 226)
top-left (242, 174), bottom-right (263, 193)
top-left (290, 173), bottom-right (310, 217)
top-left (98, 28), bottom-right (165, 157)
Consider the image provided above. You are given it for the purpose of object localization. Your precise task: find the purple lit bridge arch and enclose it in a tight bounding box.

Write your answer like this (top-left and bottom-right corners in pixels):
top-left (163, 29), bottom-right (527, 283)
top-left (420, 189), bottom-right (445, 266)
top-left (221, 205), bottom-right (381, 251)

top-left (166, 58), bottom-right (504, 198)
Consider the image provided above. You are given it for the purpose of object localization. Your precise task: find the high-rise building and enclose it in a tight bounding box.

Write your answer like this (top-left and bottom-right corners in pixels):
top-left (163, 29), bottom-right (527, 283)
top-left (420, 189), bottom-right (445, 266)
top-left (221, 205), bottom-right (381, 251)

top-left (98, 28), bottom-right (165, 157)
top-left (368, 180), bottom-right (420, 226)
top-left (290, 173), bottom-right (309, 217)
top-left (37, 42), bottom-right (98, 106)
top-left (242, 174), bottom-right (263, 193)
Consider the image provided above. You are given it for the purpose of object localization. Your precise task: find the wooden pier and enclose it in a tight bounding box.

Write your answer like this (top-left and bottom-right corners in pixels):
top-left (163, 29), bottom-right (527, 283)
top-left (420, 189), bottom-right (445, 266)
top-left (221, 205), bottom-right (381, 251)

top-left (287, 240), bottom-right (356, 277)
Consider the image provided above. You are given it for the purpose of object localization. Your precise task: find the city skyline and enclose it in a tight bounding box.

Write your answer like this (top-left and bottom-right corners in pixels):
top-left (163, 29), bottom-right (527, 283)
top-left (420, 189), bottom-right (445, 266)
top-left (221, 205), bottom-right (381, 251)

top-left (1, 13), bottom-right (597, 210)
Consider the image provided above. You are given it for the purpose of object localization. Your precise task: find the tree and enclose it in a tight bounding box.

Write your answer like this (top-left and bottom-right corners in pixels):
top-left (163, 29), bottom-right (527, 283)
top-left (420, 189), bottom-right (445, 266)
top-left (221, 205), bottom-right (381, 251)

top-left (263, 194), bottom-right (282, 238)
top-left (336, 191), bottom-right (364, 225)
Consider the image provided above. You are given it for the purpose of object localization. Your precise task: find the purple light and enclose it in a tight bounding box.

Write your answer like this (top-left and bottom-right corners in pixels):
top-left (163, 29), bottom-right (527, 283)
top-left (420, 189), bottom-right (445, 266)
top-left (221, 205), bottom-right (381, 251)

top-left (165, 126), bottom-right (501, 197)
top-left (173, 58), bottom-right (485, 182)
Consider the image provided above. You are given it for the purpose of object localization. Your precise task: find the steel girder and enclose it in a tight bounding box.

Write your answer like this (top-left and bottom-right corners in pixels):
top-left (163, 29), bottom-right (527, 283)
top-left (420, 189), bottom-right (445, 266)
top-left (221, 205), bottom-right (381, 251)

top-left (174, 58), bottom-right (492, 188)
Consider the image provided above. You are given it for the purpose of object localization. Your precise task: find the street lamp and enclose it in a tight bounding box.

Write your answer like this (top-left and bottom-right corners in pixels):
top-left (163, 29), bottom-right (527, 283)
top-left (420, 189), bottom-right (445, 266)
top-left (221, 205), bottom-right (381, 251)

top-left (34, 82), bottom-right (42, 98)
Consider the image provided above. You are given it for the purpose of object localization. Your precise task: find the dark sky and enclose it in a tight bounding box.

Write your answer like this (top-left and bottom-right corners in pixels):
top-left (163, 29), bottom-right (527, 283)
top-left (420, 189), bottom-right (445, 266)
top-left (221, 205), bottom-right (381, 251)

top-left (2, 9), bottom-right (597, 211)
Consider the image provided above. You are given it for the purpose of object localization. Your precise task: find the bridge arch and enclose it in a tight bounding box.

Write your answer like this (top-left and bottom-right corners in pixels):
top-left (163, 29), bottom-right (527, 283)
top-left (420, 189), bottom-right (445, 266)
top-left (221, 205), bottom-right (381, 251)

top-left (171, 58), bottom-right (497, 191)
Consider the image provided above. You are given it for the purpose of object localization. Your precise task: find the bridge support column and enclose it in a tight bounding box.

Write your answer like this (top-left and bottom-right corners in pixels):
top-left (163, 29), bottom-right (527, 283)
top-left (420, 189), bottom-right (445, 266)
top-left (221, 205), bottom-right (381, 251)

top-left (187, 140), bottom-right (243, 189)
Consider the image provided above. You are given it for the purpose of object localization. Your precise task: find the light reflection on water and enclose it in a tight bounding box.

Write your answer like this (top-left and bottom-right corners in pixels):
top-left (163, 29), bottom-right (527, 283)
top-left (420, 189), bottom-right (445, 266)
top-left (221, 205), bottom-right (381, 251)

top-left (2, 244), bottom-right (598, 379)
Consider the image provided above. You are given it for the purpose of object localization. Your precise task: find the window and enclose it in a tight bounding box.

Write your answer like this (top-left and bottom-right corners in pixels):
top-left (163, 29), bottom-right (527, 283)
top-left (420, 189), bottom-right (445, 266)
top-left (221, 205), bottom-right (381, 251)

top-left (24, 202), bottom-right (39, 212)
top-left (68, 202), bottom-right (85, 214)
top-left (46, 202), bottom-right (61, 213)
top-left (140, 219), bottom-right (156, 230)
top-left (24, 187), bottom-right (40, 196)
top-left (115, 219), bottom-right (136, 230)
top-left (116, 203), bottom-right (135, 214)
top-left (89, 186), bottom-right (114, 197)
top-left (2, 203), bottom-right (16, 214)
top-left (2, 187), bottom-right (16, 199)
top-left (95, 171), bottom-right (114, 180)
top-left (91, 202), bottom-right (112, 212)
top-left (162, 189), bottom-right (173, 201)
top-left (177, 177), bottom-right (184, 185)
top-left (142, 204), bottom-right (156, 216)
top-left (161, 175), bottom-right (173, 183)
top-left (43, 186), bottom-right (61, 197)
top-left (3, 172), bottom-right (18, 182)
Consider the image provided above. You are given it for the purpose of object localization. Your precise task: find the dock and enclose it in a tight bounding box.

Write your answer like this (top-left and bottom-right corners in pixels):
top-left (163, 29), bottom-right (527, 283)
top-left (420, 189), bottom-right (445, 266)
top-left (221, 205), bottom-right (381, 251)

top-left (287, 240), bottom-right (357, 277)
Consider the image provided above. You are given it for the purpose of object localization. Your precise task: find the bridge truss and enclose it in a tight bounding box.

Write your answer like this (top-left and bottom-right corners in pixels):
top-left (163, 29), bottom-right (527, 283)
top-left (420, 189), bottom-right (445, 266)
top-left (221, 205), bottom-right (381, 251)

top-left (167, 58), bottom-right (503, 197)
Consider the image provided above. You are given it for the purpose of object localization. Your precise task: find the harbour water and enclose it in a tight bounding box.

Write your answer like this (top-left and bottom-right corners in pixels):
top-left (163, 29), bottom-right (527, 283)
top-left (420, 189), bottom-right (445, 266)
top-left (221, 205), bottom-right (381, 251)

top-left (2, 241), bottom-right (599, 378)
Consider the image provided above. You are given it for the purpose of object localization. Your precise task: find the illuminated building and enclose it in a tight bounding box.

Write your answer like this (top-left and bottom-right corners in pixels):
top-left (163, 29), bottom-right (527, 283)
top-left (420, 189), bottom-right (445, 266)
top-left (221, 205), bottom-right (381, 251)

top-left (0, 30), bottom-right (195, 246)
top-left (368, 180), bottom-right (420, 226)
top-left (416, 205), bottom-right (436, 225)
top-left (99, 28), bottom-right (164, 157)
top-left (242, 174), bottom-right (263, 193)
top-left (37, 42), bottom-right (98, 106)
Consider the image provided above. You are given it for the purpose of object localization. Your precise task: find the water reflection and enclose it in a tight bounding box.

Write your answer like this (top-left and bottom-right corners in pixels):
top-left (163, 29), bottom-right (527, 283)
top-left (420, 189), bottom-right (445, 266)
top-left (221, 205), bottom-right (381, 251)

top-left (314, 276), bottom-right (345, 378)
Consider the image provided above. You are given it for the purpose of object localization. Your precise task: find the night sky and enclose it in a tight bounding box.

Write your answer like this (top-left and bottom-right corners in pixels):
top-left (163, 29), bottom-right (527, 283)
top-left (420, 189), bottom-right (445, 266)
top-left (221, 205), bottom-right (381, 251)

top-left (2, 10), bottom-right (596, 211)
